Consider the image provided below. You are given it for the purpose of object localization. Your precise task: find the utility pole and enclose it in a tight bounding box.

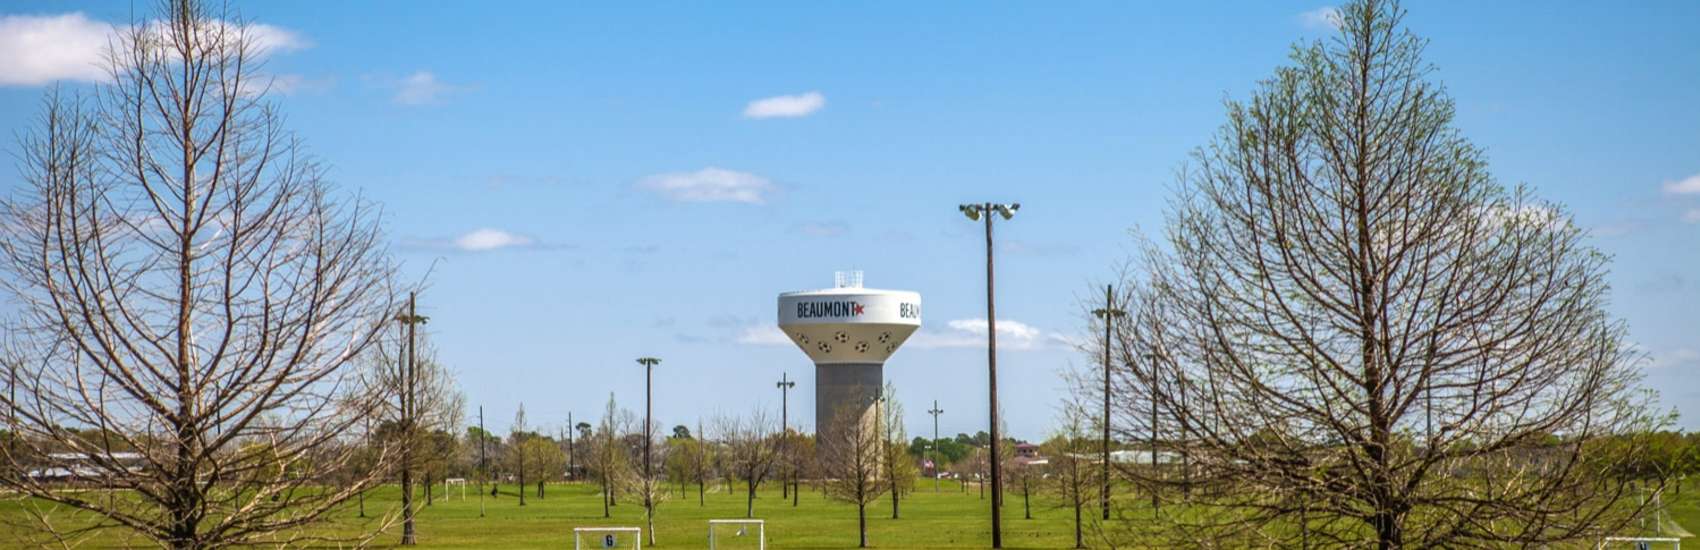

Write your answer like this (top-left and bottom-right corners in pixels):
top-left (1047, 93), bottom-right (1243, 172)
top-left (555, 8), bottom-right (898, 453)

top-left (478, 405), bottom-right (485, 518)
top-left (927, 401), bottom-right (944, 492)
top-left (637, 357), bottom-right (661, 547)
top-left (567, 411), bottom-right (575, 484)
top-left (395, 292), bottom-right (428, 545)
top-left (959, 201), bottom-right (1018, 548)
top-left (777, 372), bottom-right (796, 500)
top-left (1091, 284), bottom-right (1126, 520)
top-left (1139, 352), bottom-right (1163, 516)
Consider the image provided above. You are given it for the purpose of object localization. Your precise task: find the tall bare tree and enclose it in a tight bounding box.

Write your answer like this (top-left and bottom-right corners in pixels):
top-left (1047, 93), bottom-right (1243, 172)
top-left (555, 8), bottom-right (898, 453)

top-left (0, 1), bottom-right (400, 547)
top-left (717, 408), bottom-right (780, 519)
top-left (819, 404), bottom-right (889, 549)
top-left (1100, 1), bottom-right (1656, 547)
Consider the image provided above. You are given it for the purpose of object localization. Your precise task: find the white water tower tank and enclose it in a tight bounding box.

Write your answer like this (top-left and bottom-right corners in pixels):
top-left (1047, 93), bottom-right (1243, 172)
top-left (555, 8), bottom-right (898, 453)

top-left (778, 271), bottom-right (921, 437)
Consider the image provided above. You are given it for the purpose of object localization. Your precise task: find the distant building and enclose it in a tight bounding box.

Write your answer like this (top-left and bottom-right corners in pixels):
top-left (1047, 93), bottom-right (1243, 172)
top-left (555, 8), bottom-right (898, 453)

top-left (29, 452), bottom-right (145, 483)
top-left (1013, 443), bottom-right (1048, 467)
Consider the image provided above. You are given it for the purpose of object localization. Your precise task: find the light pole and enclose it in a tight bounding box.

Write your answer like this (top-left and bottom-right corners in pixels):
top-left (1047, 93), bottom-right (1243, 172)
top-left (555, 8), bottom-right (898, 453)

top-left (959, 201), bottom-right (1018, 549)
top-left (637, 356), bottom-right (661, 546)
top-left (1091, 284), bottom-right (1126, 520)
top-left (927, 401), bottom-right (944, 492)
top-left (777, 372), bottom-right (796, 500)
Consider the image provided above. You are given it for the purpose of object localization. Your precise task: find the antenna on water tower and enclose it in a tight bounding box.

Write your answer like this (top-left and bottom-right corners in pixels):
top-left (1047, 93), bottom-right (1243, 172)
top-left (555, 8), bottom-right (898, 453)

top-left (835, 270), bottom-right (864, 289)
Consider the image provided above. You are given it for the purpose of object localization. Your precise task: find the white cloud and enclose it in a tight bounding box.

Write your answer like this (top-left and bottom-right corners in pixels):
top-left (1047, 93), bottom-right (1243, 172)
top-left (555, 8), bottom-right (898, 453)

top-left (909, 318), bottom-right (1074, 351)
top-left (637, 167), bottom-right (776, 204)
top-left (737, 325), bottom-right (792, 346)
top-left (1652, 348), bottom-right (1700, 370)
top-left (1683, 209), bottom-right (1700, 224)
top-left (1299, 6), bottom-right (1343, 30)
top-left (1663, 173), bottom-right (1700, 195)
top-left (0, 13), bottom-right (307, 87)
top-left (452, 228), bottom-right (533, 252)
top-left (0, 13), bottom-right (114, 85)
top-left (233, 22), bottom-right (309, 56)
top-left (394, 71), bottom-right (455, 106)
top-left (743, 91), bottom-right (826, 119)
top-left (239, 73), bottom-right (331, 97)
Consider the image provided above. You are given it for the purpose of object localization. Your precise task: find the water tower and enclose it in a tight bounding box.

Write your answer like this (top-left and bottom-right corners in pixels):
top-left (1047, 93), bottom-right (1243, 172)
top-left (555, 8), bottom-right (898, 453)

top-left (778, 271), bottom-right (921, 437)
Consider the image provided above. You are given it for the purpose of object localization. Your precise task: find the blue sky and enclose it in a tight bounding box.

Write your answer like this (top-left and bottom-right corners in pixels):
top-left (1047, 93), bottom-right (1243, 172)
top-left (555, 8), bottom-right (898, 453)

top-left (2, 2), bottom-right (1697, 440)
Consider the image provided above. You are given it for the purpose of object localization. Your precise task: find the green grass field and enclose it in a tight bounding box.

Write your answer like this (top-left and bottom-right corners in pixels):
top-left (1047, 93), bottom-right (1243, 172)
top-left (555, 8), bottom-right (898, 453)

top-left (356, 481), bottom-right (1088, 549)
top-left (0, 480), bottom-right (1095, 549)
top-left (3, 478), bottom-right (1696, 548)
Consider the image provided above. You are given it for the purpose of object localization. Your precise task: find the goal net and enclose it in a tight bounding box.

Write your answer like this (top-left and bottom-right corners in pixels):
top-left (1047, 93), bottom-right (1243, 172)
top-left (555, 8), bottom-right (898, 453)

top-left (1597, 537), bottom-right (1683, 550)
top-left (572, 526), bottom-right (641, 550)
top-left (707, 519), bottom-right (766, 550)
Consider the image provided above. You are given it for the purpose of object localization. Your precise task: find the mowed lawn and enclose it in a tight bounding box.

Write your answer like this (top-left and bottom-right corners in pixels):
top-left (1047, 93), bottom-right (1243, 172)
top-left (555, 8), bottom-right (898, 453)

top-left (0, 480), bottom-right (1097, 549)
top-left (345, 481), bottom-right (1087, 549)
top-left (4, 478), bottom-right (1696, 548)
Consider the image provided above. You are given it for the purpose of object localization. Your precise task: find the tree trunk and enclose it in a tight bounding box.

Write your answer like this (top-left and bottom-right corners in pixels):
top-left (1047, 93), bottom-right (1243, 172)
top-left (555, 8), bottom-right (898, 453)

top-left (699, 478), bottom-right (705, 506)
top-left (1374, 510), bottom-right (1402, 550)
top-left (537, 480), bottom-right (544, 498)
top-left (746, 480), bottom-right (757, 518)
top-left (1022, 480), bottom-right (1030, 519)
top-left (602, 483), bottom-right (611, 518)
top-left (1073, 497), bottom-right (1083, 549)
top-left (857, 502), bottom-right (868, 548)
top-left (425, 472), bottom-right (433, 506)
top-left (892, 477), bottom-right (900, 519)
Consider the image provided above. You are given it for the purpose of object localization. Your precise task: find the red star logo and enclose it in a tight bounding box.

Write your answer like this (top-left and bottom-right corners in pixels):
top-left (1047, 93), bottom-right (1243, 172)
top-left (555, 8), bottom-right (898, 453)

top-left (852, 303), bottom-right (865, 315)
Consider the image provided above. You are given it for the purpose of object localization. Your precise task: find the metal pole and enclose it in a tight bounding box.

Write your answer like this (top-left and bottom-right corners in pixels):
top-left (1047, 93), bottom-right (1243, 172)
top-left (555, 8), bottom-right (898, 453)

top-left (928, 401), bottom-right (943, 492)
top-left (568, 411), bottom-right (575, 483)
top-left (984, 204), bottom-right (1003, 549)
top-left (479, 405), bottom-right (485, 517)
top-left (777, 373), bottom-right (795, 500)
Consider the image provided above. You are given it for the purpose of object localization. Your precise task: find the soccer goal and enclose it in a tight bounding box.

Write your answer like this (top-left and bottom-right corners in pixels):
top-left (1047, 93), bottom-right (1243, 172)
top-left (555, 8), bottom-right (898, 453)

top-left (1597, 537), bottom-right (1682, 550)
top-left (707, 519), bottom-right (766, 550)
top-left (443, 478), bottom-right (467, 500)
top-left (572, 526), bottom-right (642, 550)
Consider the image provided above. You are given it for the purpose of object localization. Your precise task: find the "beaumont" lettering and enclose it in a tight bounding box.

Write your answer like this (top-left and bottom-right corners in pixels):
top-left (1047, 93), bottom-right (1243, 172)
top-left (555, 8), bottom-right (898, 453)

top-left (797, 301), bottom-right (863, 318)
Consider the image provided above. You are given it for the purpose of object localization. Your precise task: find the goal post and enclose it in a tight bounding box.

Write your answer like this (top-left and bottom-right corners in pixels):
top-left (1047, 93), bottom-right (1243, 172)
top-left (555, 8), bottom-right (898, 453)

top-left (707, 519), bottom-right (766, 550)
top-left (1598, 537), bottom-right (1682, 550)
top-left (444, 478), bottom-right (467, 500)
top-left (573, 526), bottom-right (642, 550)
